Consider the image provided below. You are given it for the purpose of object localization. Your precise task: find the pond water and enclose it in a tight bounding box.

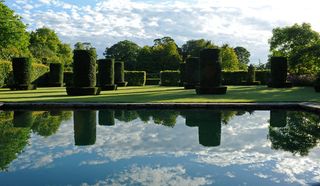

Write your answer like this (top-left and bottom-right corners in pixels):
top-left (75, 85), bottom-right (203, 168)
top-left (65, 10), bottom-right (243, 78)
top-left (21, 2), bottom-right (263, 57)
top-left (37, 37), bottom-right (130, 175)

top-left (0, 109), bottom-right (319, 186)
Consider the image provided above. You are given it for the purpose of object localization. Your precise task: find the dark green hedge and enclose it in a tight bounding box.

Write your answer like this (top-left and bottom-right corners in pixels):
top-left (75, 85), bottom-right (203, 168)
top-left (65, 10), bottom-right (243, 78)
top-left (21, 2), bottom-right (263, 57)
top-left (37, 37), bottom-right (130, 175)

top-left (0, 60), bottom-right (12, 87)
top-left (73, 50), bottom-right (96, 87)
top-left (73, 110), bottom-right (96, 146)
top-left (270, 56), bottom-right (288, 88)
top-left (64, 71), bottom-right (73, 86)
top-left (199, 48), bottom-right (222, 87)
top-left (146, 78), bottom-right (160, 85)
top-left (115, 61), bottom-right (125, 84)
top-left (12, 57), bottom-right (32, 86)
top-left (184, 57), bottom-right (200, 89)
top-left (49, 63), bottom-right (64, 87)
top-left (160, 70), bottom-right (180, 86)
top-left (125, 71), bottom-right (146, 86)
top-left (255, 70), bottom-right (270, 85)
top-left (98, 58), bottom-right (114, 86)
top-left (247, 64), bottom-right (255, 83)
top-left (179, 62), bottom-right (186, 86)
top-left (222, 71), bottom-right (247, 85)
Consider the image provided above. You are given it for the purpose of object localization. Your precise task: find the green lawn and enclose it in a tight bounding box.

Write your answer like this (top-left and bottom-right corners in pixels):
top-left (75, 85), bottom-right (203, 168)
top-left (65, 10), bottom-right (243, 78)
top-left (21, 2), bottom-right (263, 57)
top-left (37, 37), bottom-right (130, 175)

top-left (0, 85), bottom-right (319, 103)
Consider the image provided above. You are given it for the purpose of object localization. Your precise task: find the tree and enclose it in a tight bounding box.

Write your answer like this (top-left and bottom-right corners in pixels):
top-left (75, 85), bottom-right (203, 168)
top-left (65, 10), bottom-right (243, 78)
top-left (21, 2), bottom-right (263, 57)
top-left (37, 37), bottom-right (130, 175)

top-left (269, 23), bottom-right (320, 74)
top-left (234, 46), bottom-right (250, 70)
top-left (104, 40), bottom-right (141, 70)
top-left (136, 46), bottom-right (154, 72)
top-left (220, 44), bottom-right (240, 71)
top-left (181, 39), bottom-right (217, 60)
top-left (29, 27), bottom-right (72, 65)
top-left (151, 36), bottom-right (182, 72)
top-left (0, 1), bottom-right (30, 59)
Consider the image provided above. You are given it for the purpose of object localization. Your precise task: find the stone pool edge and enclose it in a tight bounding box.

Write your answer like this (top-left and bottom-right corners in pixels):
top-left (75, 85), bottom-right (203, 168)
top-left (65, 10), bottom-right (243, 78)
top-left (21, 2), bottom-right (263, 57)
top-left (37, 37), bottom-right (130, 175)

top-left (1, 102), bottom-right (320, 112)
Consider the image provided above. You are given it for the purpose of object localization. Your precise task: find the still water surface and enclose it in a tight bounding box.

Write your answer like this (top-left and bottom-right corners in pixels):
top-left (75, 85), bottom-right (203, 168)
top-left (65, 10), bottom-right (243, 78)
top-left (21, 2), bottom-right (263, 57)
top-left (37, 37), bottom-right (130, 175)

top-left (0, 109), bottom-right (319, 186)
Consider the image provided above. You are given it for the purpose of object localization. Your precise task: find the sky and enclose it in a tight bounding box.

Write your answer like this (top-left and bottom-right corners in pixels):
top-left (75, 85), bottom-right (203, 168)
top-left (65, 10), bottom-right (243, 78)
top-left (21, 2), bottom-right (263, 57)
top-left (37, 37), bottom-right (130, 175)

top-left (4, 0), bottom-right (320, 64)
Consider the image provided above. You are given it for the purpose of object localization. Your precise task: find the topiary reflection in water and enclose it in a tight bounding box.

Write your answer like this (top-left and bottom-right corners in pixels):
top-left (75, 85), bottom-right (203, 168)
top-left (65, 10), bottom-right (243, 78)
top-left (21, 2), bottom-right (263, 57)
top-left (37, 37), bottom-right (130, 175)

top-left (73, 110), bottom-right (97, 146)
top-left (268, 111), bottom-right (320, 156)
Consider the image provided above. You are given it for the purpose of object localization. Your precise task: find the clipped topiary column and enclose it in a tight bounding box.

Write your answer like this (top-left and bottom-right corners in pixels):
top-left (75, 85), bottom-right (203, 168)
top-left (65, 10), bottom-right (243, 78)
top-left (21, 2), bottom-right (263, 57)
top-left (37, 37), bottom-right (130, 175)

top-left (184, 57), bottom-right (200, 89)
top-left (179, 62), bottom-right (186, 87)
top-left (246, 64), bottom-right (260, 85)
top-left (196, 49), bottom-right (227, 94)
top-left (13, 111), bottom-right (34, 128)
top-left (114, 61), bottom-right (128, 87)
top-left (268, 56), bottom-right (292, 88)
top-left (74, 110), bottom-right (96, 146)
top-left (198, 111), bottom-right (222, 147)
top-left (11, 57), bottom-right (36, 90)
top-left (49, 63), bottom-right (64, 87)
top-left (99, 110), bottom-right (115, 126)
top-left (98, 58), bottom-right (117, 90)
top-left (66, 50), bottom-right (100, 95)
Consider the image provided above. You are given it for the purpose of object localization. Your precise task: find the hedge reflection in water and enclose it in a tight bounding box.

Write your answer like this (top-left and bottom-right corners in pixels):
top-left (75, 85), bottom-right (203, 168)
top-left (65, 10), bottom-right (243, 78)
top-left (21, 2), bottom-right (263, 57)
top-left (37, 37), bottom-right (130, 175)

top-left (1, 109), bottom-right (320, 171)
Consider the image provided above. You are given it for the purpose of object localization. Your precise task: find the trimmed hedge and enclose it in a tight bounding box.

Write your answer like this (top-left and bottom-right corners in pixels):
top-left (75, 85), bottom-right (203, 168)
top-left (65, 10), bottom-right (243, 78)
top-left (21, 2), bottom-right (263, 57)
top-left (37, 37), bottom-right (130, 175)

top-left (160, 70), bottom-right (180, 86)
top-left (64, 71), bottom-right (73, 86)
top-left (74, 110), bottom-right (96, 146)
top-left (146, 78), bottom-right (160, 85)
top-left (114, 61), bottom-right (127, 87)
top-left (179, 62), bottom-right (186, 86)
top-left (222, 71), bottom-right (247, 85)
top-left (12, 57), bottom-right (32, 86)
top-left (247, 65), bottom-right (255, 83)
top-left (73, 50), bottom-right (96, 87)
top-left (125, 71), bottom-right (146, 86)
top-left (255, 70), bottom-right (270, 85)
top-left (49, 63), bottom-right (64, 87)
top-left (184, 57), bottom-right (200, 89)
top-left (269, 56), bottom-right (291, 88)
top-left (98, 58), bottom-right (115, 86)
top-left (0, 60), bottom-right (12, 87)
top-left (196, 48), bottom-right (227, 94)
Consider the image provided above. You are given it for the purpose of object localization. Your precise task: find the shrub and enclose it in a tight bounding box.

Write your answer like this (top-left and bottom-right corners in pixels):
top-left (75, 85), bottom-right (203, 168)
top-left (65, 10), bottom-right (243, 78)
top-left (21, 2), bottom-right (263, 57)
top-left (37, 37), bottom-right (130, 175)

top-left (125, 71), bottom-right (146, 86)
top-left (30, 63), bottom-right (49, 86)
top-left (222, 70), bottom-right (247, 85)
top-left (179, 62), bottom-right (186, 86)
top-left (0, 60), bottom-right (12, 87)
top-left (160, 70), bottom-right (180, 86)
top-left (196, 48), bottom-right (227, 94)
top-left (147, 73), bottom-right (159, 79)
top-left (247, 64), bottom-right (255, 83)
top-left (256, 70), bottom-right (270, 85)
top-left (74, 110), bottom-right (96, 146)
top-left (114, 61), bottom-right (127, 87)
top-left (99, 110), bottom-right (115, 126)
top-left (98, 58), bottom-right (115, 86)
top-left (146, 78), bottom-right (160, 85)
top-left (184, 57), bottom-right (200, 89)
top-left (72, 50), bottom-right (96, 87)
top-left (12, 57), bottom-right (32, 85)
top-left (270, 56), bottom-right (290, 88)
top-left (49, 63), bottom-right (64, 87)
top-left (287, 74), bottom-right (316, 87)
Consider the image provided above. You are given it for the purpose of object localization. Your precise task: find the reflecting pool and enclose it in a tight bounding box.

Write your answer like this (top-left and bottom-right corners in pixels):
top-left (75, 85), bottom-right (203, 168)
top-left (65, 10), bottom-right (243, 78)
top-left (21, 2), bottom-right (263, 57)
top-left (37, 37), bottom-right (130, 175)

top-left (0, 109), bottom-right (320, 185)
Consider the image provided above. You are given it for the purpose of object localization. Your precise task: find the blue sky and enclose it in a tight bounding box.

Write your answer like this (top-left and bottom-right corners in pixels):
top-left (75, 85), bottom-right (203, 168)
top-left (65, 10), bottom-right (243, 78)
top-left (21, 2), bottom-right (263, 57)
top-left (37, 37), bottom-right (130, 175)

top-left (4, 0), bottom-right (320, 63)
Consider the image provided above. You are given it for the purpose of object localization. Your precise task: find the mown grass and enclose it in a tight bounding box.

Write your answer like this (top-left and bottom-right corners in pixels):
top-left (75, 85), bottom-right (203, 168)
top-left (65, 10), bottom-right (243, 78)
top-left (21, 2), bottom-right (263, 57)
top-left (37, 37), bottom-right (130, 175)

top-left (0, 85), bottom-right (319, 103)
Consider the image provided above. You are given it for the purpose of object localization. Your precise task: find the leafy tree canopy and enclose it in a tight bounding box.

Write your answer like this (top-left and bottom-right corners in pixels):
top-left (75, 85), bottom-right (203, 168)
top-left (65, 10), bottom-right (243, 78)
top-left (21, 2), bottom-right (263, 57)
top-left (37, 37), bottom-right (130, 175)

top-left (29, 27), bottom-right (72, 65)
top-left (220, 44), bottom-right (240, 71)
top-left (181, 39), bottom-right (217, 60)
top-left (104, 40), bottom-right (141, 70)
top-left (269, 23), bottom-right (320, 74)
top-left (234, 46), bottom-right (250, 70)
top-left (0, 1), bottom-right (30, 60)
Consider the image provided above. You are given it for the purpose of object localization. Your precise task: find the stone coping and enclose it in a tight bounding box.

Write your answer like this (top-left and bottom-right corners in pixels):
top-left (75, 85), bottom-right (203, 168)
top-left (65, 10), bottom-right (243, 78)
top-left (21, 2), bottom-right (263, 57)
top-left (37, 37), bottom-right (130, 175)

top-left (1, 102), bottom-right (320, 113)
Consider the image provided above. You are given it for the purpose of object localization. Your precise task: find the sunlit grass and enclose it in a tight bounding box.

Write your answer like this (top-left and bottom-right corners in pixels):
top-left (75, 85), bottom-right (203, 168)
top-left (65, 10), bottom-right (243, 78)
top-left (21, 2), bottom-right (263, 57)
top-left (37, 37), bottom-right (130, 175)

top-left (0, 85), bottom-right (319, 103)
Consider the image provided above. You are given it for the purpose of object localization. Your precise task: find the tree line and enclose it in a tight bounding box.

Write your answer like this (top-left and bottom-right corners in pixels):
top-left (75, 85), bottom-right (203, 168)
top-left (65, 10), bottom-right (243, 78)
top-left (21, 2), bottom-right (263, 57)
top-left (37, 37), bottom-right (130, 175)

top-left (1, 1), bottom-right (320, 74)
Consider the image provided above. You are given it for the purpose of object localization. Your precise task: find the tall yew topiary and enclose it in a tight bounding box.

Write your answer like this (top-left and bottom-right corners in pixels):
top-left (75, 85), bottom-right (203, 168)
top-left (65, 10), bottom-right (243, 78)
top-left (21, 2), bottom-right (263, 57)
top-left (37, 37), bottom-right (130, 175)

top-left (196, 49), bottom-right (227, 94)
top-left (114, 61), bottom-right (127, 87)
top-left (246, 64), bottom-right (260, 85)
top-left (49, 63), bottom-right (64, 87)
top-left (99, 110), bottom-right (115, 126)
top-left (184, 57), bottom-right (200, 89)
top-left (198, 111), bottom-right (222, 147)
top-left (269, 56), bottom-right (292, 88)
top-left (66, 50), bottom-right (100, 95)
top-left (179, 62), bottom-right (186, 87)
top-left (11, 57), bottom-right (36, 90)
top-left (98, 58), bottom-right (117, 90)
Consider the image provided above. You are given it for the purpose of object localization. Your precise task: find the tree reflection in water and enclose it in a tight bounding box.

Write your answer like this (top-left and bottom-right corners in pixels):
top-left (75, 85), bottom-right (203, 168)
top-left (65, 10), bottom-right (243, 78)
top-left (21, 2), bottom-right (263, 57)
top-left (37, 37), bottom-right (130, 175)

top-left (268, 111), bottom-right (320, 156)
